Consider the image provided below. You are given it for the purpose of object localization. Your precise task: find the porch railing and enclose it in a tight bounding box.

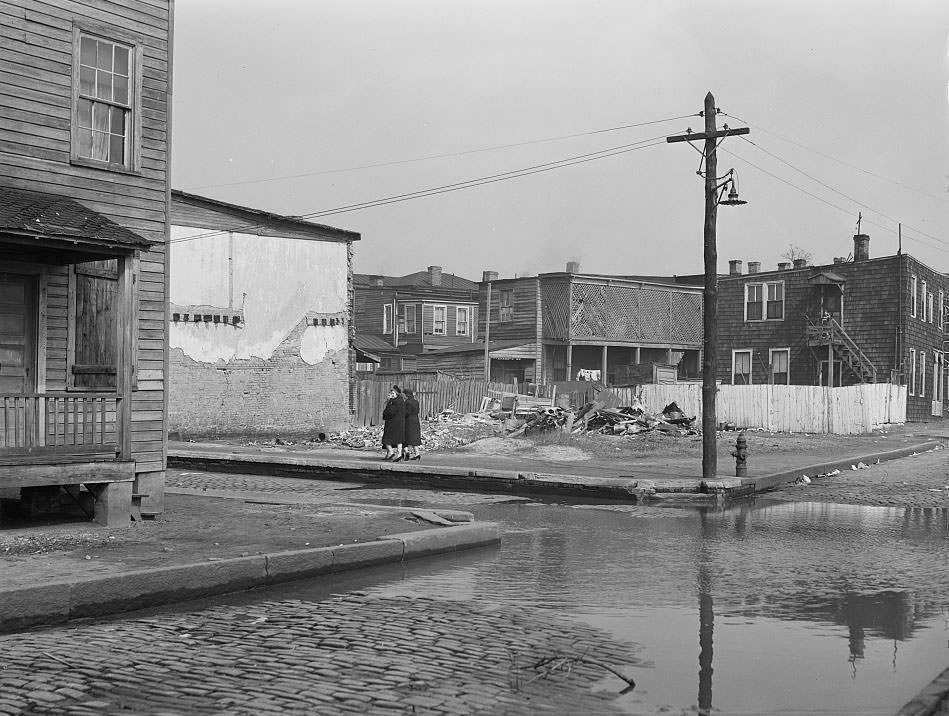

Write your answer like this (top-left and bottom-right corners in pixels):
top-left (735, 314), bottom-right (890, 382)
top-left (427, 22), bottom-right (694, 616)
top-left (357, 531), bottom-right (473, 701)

top-left (0, 393), bottom-right (121, 451)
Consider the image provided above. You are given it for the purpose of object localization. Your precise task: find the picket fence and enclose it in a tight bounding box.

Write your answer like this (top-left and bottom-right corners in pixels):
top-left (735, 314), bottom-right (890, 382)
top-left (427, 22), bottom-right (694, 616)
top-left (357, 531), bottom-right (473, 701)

top-left (355, 379), bottom-right (907, 435)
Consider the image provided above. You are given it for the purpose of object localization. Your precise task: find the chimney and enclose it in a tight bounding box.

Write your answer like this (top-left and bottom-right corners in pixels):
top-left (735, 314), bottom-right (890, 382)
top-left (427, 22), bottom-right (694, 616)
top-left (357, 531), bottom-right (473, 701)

top-left (428, 265), bottom-right (442, 287)
top-left (482, 270), bottom-right (499, 282)
top-left (370, 275), bottom-right (384, 287)
top-left (793, 258), bottom-right (807, 269)
top-left (833, 257), bottom-right (845, 264)
top-left (747, 261), bottom-right (761, 274)
top-left (853, 234), bottom-right (870, 262)
top-left (728, 260), bottom-right (743, 276)
top-left (777, 262), bottom-right (791, 271)
top-left (566, 261), bottom-right (580, 274)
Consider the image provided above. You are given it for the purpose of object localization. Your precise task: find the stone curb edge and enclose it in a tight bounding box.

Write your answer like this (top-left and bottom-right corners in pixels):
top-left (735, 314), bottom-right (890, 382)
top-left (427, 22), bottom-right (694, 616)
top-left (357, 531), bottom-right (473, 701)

top-left (0, 522), bottom-right (500, 635)
top-left (894, 665), bottom-right (949, 716)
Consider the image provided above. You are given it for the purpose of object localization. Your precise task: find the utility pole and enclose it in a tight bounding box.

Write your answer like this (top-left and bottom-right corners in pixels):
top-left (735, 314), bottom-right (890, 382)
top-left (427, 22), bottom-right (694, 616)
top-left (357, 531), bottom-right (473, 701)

top-left (667, 92), bottom-right (749, 480)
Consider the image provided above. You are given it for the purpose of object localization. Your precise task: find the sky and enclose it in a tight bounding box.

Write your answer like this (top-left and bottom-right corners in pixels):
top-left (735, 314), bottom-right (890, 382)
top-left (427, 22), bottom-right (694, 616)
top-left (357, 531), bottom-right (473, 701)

top-left (171, 0), bottom-right (949, 282)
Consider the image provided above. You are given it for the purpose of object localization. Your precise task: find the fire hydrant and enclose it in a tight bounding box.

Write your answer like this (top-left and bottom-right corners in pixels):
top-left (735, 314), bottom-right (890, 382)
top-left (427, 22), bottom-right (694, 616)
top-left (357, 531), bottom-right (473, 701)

top-left (731, 432), bottom-right (748, 477)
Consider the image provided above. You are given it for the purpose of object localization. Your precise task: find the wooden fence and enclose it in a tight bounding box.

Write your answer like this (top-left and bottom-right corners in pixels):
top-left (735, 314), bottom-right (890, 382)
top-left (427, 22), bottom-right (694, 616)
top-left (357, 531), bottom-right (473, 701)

top-left (354, 379), bottom-right (527, 426)
top-left (593, 383), bottom-right (907, 435)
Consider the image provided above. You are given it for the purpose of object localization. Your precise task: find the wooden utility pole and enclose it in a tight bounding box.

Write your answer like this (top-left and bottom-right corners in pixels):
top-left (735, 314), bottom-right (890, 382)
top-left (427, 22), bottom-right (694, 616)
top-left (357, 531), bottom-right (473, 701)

top-left (483, 281), bottom-right (492, 383)
top-left (667, 92), bottom-right (749, 480)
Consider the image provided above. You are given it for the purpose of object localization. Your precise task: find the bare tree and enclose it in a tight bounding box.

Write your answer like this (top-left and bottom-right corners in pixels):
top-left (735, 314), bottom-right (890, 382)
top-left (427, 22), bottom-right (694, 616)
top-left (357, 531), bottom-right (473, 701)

top-left (781, 244), bottom-right (813, 264)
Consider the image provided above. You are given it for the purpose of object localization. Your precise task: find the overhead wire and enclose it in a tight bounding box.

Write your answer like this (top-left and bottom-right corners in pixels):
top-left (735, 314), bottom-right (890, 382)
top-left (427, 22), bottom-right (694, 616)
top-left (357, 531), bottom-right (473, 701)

top-left (172, 133), bottom-right (670, 244)
top-left (182, 113), bottom-right (700, 191)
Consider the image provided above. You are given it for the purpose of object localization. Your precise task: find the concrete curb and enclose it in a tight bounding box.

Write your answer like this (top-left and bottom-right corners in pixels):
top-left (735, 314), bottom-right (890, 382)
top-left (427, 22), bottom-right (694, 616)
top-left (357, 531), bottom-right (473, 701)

top-left (894, 665), bottom-right (949, 716)
top-left (744, 440), bottom-right (949, 493)
top-left (0, 522), bottom-right (500, 634)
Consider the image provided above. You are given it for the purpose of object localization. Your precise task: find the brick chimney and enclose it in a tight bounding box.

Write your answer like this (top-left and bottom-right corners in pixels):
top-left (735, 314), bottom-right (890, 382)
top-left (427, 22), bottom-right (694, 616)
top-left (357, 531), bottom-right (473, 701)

top-left (482, 270), bottom-right (499, 282)
top-left (428, 265), bottom-right (442, 287)
top-left (747, 261), bottom-right (761, 274)
top-left (853, 234), bottom-right (870, 262)
top-left (793, 258), bottom-right (807, 269)
top-left (369, 275), bottom-right (384, 287)
top-left (728, 260), bottom-right (743, 276)
top-left (777, 262), bottom-right (791, 271)
top-left (566, 261), bottom-right (580, 273)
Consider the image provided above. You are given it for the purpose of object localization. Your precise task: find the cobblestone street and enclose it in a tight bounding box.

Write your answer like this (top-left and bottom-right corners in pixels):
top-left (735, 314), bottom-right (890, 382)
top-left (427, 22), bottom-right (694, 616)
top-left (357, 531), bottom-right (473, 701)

top-left (0, 594), bottom-right (639, 716)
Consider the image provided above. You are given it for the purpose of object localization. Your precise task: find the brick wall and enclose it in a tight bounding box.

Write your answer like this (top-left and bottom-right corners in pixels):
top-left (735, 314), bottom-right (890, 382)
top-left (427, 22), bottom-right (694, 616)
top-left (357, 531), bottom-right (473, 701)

top-left (169, 319), bottom-right (350, 439)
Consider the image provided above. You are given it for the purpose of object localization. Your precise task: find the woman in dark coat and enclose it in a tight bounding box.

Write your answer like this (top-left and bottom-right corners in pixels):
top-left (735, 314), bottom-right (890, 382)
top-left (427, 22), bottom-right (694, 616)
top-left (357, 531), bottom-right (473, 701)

top-left (381, 386), bottom-right (405, 461)
top-left (402, 387), bottom-right (422, 460)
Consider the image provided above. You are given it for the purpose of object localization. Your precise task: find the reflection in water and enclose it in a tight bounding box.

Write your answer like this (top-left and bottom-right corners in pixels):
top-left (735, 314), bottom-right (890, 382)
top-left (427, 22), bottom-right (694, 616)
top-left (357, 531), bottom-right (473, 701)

top-left (697, 510), bottom-right (715, 715)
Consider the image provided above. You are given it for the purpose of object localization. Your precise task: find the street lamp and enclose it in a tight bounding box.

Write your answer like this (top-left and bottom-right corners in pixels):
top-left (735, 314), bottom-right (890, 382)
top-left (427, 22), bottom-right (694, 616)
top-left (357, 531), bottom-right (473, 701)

top-left (667, 93), bottom-right (750, 480)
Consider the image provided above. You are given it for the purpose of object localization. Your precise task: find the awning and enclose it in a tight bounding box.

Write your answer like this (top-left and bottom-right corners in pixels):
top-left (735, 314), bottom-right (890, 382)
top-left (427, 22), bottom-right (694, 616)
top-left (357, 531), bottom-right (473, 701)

top-left (0, 186), bottom-right (154, 259)
top-left (808, 270), bottom-right (846, 286)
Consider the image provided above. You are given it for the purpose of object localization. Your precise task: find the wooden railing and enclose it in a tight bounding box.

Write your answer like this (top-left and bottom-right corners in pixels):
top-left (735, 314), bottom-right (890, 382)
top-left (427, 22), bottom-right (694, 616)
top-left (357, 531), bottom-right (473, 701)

top-left (805, 317), bottom-right (877, 383)
top-left (0, 393), bottom-right (121, 451)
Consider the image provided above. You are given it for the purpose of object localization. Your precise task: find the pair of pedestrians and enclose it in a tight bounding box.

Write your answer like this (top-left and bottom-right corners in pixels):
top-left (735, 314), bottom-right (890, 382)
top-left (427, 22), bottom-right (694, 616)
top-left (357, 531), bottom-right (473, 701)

top-left (381, 385), bottom-right (422, 461)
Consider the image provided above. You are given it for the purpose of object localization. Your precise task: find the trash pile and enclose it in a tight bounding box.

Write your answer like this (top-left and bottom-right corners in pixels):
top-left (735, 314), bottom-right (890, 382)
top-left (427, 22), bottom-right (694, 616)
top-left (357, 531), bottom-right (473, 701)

top-left (509, 400), bottom-right (698, 438)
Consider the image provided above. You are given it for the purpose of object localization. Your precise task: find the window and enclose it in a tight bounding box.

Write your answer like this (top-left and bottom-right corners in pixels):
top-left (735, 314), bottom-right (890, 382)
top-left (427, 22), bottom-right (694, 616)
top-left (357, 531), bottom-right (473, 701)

top-left (940, 290), bottom-right (944, 329)
top-left (920, 352), bottom-right (926, 397)
top-left (398, 304), bottom-right (416, 334)
top-left (911, 275), bottom-right (917, 317)
top-left (770, 348), bottom-right (790, 385)
top-left (909, 348), bottom-right (916, 395)
top-left (921, 280), bottom-right (928, 321)
top-left (745, 281), bottom-right (783, 321)
top-left (499, 289), bottom-right (514, 322)
top-left (456, 306), bottom-right (470, 336)
top-left (928, 292), bottom-right (934, 324)
top-left (382, 304), bottom-right (392, 334)
top-left (732, 350), bottom-right (752, 385)
top-left (433, 306), bottom-right (446, 335)
top-left (766, 282), bottom-right (785, 319)
top-left (745, 284), bottom-right (763, 321)
top-left (73, 29), bottom-right (136, 170)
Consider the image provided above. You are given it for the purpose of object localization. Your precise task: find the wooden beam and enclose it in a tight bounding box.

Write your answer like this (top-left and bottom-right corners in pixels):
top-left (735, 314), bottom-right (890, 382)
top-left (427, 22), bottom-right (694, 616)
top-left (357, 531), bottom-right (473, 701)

top-left (115, 253), bottom-right (134, 460)
top-left (666, 127), bottom-right (749, 143)
top-left (0, 460), bottom-right (134, 487)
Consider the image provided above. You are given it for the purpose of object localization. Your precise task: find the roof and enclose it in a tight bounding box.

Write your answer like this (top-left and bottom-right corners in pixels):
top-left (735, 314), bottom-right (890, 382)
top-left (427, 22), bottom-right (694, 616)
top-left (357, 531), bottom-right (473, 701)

top-left (171, 190), bottom-right (360, 242)
top-left (0, 186), bottom-right (152, 250)
top-left (808, 271), bottom-right (847, 285)
top-left (353, 270), bottom-right (478, 291)
top-left (353, 334), bottom-right (399, 354)
top-left (420, 339), bottom-right (533, 356)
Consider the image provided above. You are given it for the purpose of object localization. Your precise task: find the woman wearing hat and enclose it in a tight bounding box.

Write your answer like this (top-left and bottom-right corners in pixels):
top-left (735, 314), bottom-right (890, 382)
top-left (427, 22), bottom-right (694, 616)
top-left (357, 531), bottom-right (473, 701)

top-left (381, 385), bottom-right (405, 461)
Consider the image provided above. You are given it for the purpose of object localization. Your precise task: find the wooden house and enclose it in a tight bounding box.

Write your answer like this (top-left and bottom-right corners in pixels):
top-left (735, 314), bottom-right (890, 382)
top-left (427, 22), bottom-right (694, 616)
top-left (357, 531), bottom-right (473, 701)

top-left (478, 263), bottom-right (704, 385)
top-left (169, 191), bottom-right (359, 438)
top-left (717, 234), bottom-right (948, 422)
top-left (0, 0), bottom-right (172, 525)
top-left (352, 266), bottom-right (480, 364)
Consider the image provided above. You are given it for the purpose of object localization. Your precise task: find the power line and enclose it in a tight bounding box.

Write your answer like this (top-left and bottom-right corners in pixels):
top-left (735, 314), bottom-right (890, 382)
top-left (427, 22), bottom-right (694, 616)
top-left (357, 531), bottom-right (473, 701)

top-left (172, 134), bottom-right (668, 244)
top-left (724, 112), bottom-right (949, 207)
top-left (182, 113), bottom-right (699, 191)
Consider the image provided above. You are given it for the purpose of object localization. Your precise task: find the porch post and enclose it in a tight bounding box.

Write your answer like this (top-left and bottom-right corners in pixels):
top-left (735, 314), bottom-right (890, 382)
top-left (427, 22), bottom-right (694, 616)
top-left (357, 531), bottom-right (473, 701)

top-left (601, 345), bottom-right (608, 386)
top-left (565, 344), bottom-right (573, 383)
top-left (116, 253), bottom-right (134, 460)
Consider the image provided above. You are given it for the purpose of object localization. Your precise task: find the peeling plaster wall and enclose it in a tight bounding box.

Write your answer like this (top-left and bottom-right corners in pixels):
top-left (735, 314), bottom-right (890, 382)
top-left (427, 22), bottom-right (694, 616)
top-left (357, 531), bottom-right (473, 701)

top-left (168, 227), bottom-right (351, 437)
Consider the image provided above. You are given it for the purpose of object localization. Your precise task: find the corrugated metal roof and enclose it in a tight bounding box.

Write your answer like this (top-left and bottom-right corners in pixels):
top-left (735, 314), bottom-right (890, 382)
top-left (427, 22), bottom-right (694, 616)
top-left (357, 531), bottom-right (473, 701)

top-left (0, 186), bottom-right (152, 249)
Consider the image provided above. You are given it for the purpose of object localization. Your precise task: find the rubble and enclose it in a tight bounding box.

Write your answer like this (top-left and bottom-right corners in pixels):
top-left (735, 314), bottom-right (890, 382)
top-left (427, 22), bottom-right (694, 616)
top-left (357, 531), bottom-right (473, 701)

top-left (506, 399), bottom-right (698, 438)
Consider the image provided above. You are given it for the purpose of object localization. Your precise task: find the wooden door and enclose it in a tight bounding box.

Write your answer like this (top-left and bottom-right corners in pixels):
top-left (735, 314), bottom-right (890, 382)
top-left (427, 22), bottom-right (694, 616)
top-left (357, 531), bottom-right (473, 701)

top-left (0, 273), bottom-right (35, 393)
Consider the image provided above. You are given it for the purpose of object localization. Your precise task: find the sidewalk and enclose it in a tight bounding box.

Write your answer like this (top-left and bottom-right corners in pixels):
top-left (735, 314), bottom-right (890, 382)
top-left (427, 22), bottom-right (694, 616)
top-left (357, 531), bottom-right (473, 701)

top-left (168, 425), bottom-right (949, 501)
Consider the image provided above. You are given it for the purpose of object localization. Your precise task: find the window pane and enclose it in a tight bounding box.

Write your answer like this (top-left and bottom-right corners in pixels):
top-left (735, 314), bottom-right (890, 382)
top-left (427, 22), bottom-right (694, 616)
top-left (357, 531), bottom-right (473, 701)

top-left (78, 128), bottom-right (93, 157)
top-left (80, 36), bottom-right (97, 66)
top-left (96, 69), bottom-right (112, 100)
top-left (93, 103), bottom-right (109, 132)
top-left (766, 301), bottom-right (783, 319)
top-left (113, 74), bottom-right (129, 105)
top-left (109, 133), bottom-right (125, 164)
top-left (768, 283), bottom-right (783, 300)
top-left (110, 106), bottom-right (126, 135)
top-left (79, 66), bottom-right (96, 95)
top-left (77, 98), bottom-right (93, 128)
top-left (92, 130), bottom-right (109, 161)
top-left (113, 45), bottom-right (129, 76)
top-left (96, 40), bottom-right (113, 71)
top-left (747, 303), bottom-right (762, 320)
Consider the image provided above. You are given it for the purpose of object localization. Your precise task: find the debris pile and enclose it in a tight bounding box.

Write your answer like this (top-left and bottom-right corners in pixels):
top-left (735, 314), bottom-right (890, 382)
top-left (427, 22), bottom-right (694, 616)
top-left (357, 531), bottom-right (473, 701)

top-left (508, 400), bottom-right (698, 438)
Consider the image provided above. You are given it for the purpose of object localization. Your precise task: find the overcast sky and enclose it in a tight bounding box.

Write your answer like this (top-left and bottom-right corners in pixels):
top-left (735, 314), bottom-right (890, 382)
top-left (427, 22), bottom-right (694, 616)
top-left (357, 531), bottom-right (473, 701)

top-left (171, 1), bottom-right (949, 282)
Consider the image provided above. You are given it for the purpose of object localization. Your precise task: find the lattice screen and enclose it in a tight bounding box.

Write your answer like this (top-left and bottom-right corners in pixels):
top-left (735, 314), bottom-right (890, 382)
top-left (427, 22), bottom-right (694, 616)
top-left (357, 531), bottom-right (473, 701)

top-left (569, 282), bottom-right (702, 342)
top-left (541, 281), bottom-right (571, 340)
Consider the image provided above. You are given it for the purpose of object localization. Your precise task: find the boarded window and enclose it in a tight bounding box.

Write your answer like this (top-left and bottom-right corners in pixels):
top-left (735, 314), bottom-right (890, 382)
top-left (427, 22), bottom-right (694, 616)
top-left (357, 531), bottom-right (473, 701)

top-left (73, 260), bottom-right (117, 388)
top-left (499, 289), bottom-right (514, 322)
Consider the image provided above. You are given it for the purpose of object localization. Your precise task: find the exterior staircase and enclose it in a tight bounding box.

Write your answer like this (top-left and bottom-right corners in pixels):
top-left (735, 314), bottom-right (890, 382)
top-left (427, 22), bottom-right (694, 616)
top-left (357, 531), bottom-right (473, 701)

top-left (805, 317), bottom-right (877, 383)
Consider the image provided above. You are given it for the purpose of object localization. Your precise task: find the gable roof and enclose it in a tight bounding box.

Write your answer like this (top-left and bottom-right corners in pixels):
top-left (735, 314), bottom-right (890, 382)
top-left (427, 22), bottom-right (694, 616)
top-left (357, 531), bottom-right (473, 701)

top-left (0, 186), bottom-right (152, 250)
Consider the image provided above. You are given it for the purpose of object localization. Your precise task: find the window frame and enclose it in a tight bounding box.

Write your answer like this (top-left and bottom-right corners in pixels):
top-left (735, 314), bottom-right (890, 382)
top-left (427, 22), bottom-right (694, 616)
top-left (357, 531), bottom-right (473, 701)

top-left (455, 305), bottom-right (470, 336)
top-left (766, 281), bottom-right (785, 320)
top-left (71, 23), bottom-right (142, 173)
top-left (499, 289), bottom-right (514, 323)
top-left (382, 303), bottom-right (393, 335)
top-left (911, 275), bottom-right (917, 318)
top-left (928, 292), bottom-right (934, 324)
top-left (732, 349), bottom-right (753, 385)
top-left (939, 290), bottom-right (944, 329)
top-left (398, 303), bottom-right (416, 334)
top-left (920, 351), bottom-right (926, 397)
top-left (769, 348), bottom-right (790, 385)
top-left (744, 283), bottom-right (763, 321)
top-left (909, 348), bottom-right (916, 395)
top-left (921, 280), bottom-right (928, 321)
top-left (432, 305), bottom-right (447, 336)
top-left (745, 281), bottom-right (784, 321)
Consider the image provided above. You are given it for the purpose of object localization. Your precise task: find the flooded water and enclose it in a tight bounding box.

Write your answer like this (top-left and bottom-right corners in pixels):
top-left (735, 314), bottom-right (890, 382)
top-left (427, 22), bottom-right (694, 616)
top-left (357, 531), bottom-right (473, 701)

top-left (288, 497), bottom-right (949, 715)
